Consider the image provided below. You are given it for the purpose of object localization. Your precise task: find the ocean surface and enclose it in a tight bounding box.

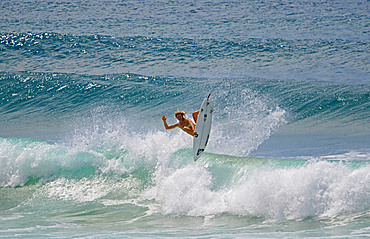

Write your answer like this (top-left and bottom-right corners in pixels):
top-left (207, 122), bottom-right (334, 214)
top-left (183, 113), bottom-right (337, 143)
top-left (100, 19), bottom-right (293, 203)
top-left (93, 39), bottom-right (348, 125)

top-left (0, 0), bottom-right (369, 238)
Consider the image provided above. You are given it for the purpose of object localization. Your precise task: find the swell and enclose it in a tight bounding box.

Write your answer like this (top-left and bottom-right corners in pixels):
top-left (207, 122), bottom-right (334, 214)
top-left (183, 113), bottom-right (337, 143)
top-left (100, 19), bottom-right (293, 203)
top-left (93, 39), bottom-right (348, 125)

top-left (0, 72), bottom-right (185, 120)
top-left (1, 32), bottom-right (368, 81)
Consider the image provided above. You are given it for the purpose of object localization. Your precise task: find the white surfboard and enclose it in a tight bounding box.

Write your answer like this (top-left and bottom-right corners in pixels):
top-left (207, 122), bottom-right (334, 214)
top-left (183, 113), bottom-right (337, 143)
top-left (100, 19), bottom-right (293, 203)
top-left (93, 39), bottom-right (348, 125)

top-left (193, 94), bottom-right (213, 161)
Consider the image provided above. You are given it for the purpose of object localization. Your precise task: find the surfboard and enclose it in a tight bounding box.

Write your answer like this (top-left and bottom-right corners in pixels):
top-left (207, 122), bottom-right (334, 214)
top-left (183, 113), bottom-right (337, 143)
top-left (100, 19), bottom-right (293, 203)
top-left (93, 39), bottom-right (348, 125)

top-left (193, 94), bottom-right (213, 161)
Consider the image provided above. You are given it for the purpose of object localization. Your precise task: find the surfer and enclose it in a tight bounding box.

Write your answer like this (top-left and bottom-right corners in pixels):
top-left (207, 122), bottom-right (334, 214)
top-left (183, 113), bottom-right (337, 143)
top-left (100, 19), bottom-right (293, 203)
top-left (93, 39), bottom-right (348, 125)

top-left (162, 109), bottom-right (199, 136)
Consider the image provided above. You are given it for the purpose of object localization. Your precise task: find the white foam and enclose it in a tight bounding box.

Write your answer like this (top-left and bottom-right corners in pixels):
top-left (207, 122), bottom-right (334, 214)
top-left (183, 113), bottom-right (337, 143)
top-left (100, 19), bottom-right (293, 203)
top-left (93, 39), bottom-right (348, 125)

top-left (123, 130), bottom-right (190, 162)
top-left (209, 88), bottom-right (287, 156)
top-left (297, 151), bottom-right (370, 161)
top-left (146, 160), bottom-right (370, 220)
top-left (145, 165), bottom-right (222, 216)
top-left (41, 177), bottom-right (111, 202)
top-left (39, 176), bottom-right (142, 203)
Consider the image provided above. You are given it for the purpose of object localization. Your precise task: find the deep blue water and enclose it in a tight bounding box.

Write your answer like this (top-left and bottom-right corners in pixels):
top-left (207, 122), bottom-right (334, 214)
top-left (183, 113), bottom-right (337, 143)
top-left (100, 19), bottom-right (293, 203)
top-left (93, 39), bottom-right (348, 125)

top-left (0, 0), bottom-right (369, 238)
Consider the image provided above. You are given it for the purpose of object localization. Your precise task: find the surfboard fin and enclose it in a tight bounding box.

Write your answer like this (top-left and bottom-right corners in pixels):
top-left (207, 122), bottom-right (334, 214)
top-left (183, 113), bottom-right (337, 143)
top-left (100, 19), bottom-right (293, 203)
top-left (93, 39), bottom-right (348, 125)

top-left (197, 149), bottom-right (204, 156)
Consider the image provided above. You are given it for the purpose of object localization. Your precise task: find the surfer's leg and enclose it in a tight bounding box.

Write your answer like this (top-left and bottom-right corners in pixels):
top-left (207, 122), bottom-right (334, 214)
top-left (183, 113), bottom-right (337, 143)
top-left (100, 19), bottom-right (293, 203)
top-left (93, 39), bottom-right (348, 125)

top-left (183, 127), bottom-right (196, 136)
top-left (192, 110), bottom-right (200, 123)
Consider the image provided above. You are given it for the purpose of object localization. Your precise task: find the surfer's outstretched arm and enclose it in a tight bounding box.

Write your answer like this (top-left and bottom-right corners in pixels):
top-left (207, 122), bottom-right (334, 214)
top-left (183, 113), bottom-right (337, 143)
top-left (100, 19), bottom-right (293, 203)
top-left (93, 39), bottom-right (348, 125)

top-left (162, 115), bottom-right (178, 130)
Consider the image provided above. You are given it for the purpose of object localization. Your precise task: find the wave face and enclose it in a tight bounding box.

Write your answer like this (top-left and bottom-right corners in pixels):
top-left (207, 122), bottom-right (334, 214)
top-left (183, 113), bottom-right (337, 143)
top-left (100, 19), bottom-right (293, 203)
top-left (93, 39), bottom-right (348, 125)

top-left (0, 0), bottom-right (369, 238)
top-left (0, 71), bottom-right (368, 155)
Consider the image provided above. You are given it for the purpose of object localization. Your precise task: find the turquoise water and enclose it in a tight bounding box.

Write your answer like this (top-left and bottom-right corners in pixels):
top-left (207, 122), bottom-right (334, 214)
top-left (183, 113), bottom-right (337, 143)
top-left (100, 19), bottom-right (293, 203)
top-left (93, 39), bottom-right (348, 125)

top-left (1, 0), bottom-right (369, 238)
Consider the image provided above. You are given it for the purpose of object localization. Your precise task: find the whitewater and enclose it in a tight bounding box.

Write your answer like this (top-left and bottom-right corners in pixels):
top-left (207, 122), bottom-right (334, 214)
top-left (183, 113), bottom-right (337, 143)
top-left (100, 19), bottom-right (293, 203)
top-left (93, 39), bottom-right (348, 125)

top-left (1, 0), bottom-right (369, 238)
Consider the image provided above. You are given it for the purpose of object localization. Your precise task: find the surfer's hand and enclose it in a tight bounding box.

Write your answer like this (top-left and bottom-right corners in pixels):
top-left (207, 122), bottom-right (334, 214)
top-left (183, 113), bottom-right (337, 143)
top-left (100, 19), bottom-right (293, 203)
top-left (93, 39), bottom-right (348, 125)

top-left (161, 115), bottom-right (167, 121)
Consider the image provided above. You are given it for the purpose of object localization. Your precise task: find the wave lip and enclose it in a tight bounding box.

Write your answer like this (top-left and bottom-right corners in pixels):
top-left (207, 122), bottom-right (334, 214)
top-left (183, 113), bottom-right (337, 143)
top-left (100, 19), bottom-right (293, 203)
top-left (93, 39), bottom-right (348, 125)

top-left (0, 137), bottom-right (128, 187)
